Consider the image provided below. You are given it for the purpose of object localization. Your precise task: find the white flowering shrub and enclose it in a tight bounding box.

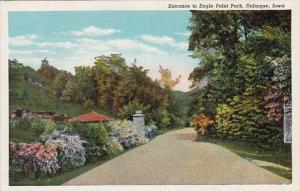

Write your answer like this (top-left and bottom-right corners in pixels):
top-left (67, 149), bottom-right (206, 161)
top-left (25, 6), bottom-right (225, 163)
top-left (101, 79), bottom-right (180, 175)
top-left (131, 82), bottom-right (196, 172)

top-left (145, 125), bottom-right (158, 139)
top-left (108, 120), bottom-right (137, 148)
top-left (40, 130), bottom-right (86, 170)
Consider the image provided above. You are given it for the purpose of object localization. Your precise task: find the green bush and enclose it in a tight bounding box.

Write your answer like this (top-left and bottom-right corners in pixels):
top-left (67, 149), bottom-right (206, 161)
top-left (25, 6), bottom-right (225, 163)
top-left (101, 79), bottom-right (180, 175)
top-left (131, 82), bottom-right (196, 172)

top-left (66, 122), bottom-right (110, 161)
top-left (215, 88), bottom-right (283, 146)
top-left (43, 119), bottom-right (56, 133)
top-left (119, 100), bottom-right (150, 121)
top-left (31, 119), bottom-right (56, 135)
top-left (105, 139), bottom-right (124, 157)
top-left (83, 99), bottom-right (94, 109)
top-left (83, 123), bottom-right (109, 146)
top-left (10, 118), bottom-right (31, 129)
top-left (31, 119), bottom-right (45, 135)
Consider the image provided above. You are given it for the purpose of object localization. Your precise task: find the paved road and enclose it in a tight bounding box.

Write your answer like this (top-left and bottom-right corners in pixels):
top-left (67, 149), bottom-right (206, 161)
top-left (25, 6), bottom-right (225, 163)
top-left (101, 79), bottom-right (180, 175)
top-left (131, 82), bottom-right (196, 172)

top-left (64, 128), bottom-right (289, 185)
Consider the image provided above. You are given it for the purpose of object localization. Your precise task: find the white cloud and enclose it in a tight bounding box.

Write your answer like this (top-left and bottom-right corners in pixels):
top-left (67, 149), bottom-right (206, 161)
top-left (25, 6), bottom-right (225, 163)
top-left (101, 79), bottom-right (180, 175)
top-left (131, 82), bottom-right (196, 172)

top-left (10, 49), bottom-right (55, 55)
top-left (10, 35), bottom-right (77, 49)
top-left (175, 31), bottom-right (191, 37)
top-left (75, 38), bottom-right (166, 55)
top-left (70, 26), bottom-right (121, 37)
top-left (9, 35), bottom-right (36, 46)
top-left (140, 34), bottom-right (188, 50)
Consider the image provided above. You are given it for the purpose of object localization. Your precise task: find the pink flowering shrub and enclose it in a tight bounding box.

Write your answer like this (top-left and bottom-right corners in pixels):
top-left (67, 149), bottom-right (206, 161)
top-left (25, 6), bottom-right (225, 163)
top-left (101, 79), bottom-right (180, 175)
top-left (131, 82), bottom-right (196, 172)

top-left (40, 130), bottom-right (87, 170)
top-left (9, 142), bottom-right (59, 178)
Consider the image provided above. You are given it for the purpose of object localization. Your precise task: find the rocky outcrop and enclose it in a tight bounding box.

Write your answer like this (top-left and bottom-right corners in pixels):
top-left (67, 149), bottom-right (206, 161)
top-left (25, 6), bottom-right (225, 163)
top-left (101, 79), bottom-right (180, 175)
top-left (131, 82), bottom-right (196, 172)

top-left (9, 108), bottom-right (65, 123)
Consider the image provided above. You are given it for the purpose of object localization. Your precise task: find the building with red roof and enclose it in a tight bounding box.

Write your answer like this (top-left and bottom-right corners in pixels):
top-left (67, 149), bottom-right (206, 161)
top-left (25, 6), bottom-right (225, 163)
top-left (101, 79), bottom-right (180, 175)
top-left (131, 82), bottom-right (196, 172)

top-left (69, 111), bottom-right (111, 123)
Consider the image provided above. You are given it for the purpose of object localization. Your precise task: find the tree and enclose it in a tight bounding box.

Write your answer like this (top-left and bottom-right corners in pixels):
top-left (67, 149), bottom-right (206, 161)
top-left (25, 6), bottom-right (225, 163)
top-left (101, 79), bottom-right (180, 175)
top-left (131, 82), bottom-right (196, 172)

top-left (187, 10), bottom-right (291, 146)
top-left (37, 58), bottom-right (59, 80)
top-left (158, 65), bottom-right (181, 89)
top-left (51, 71), bottom-right (72, 97)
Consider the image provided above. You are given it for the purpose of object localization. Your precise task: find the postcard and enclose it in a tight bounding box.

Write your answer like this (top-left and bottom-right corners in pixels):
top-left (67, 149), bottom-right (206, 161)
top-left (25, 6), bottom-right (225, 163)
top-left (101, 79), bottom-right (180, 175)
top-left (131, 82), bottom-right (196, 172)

top-left (0, 1), bottom-right (299, 191)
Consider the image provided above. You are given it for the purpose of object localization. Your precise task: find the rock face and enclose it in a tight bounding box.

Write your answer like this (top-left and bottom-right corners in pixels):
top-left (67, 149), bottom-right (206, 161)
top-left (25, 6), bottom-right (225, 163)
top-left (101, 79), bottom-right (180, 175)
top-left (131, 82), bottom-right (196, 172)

top-left (9, 108), bottom-right (65, 123)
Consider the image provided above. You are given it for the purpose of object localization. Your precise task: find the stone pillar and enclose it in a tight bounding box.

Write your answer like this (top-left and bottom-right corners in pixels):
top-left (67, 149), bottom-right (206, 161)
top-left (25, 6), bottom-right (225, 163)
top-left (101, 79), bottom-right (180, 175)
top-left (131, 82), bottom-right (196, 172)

top-left (133, 110), bottom-right (145, 137)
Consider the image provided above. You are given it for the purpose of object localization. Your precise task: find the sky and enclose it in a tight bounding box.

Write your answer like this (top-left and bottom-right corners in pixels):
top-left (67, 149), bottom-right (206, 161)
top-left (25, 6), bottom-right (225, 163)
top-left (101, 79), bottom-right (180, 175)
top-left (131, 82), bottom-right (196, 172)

top-left (9, 11), bottom-right (199, 92)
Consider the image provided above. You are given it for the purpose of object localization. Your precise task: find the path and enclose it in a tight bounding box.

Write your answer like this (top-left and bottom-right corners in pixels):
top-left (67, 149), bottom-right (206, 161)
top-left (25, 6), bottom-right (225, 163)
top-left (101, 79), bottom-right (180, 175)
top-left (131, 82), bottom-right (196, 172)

top-left (64, 128), bottom-right (289, 185)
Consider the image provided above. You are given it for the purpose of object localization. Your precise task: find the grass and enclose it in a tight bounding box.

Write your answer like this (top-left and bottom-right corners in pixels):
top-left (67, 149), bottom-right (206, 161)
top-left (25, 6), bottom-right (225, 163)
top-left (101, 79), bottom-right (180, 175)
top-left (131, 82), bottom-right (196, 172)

top-left (9, 126), bottom-right (40, 143)
top-left (262, 166), bottom-right (292, 180)
top-left (10, 80), bottom-right (114, 117)
top-left (198, 136), bottom-right (292, 179)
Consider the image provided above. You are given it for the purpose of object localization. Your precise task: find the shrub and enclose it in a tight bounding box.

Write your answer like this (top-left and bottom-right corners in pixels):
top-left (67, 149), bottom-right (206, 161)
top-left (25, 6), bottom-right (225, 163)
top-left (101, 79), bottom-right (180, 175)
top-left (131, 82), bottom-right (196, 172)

top-left (40, 130), bottom-right (86, 170)
top-left (9, 118), bottom-right (31, 129)
top-left (119, 100), bottom-right (151, 121)
top-left (43, 119), bottom-right (56, 133)
top-left (108, 120), bottom-right (137, 148)
top-left (82, 123), bottom-right (109, 146)
top-left (31, 119), bottom-right (45, 135)
top-left (9, 142), bottom-right (59, 178)
top-left (215, 88), bottom-right (283, 146)
top-left (31, 119), bottom-right (56, 135)
top-left (190, 114), bottom-right (214, 136)
top-left (83, 99), bottom-right (94, 109)
top-left (65, 122), bottom-right (110, 161)
top-left (145, 125), bottom-right (158, 138)
top-left (84, 145), bottom-right (106, 161)
top-left (105, 138), bottom-right (124, 157)
top-left (151, 108), bottom-right (171, 129)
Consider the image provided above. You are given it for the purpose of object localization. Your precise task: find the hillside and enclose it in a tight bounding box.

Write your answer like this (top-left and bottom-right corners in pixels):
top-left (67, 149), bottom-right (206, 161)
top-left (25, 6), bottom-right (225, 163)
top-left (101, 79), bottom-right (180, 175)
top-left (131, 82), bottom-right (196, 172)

top-left (9, 61), bottom-right (114, 118)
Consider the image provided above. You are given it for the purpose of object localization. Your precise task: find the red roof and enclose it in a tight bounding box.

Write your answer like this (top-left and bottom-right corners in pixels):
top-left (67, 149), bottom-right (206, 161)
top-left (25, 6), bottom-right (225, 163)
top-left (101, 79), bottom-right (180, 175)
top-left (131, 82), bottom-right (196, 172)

top-left (70, 111), bottom-right (111, 122)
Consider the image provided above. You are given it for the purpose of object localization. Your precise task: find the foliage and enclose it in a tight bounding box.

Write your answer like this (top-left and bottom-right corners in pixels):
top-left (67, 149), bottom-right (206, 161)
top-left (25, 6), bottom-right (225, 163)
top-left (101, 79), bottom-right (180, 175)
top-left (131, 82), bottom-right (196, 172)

top-left (158, 65), bottom-right (181, 89)
top-left (152, 108), bottom-right (171, 129)
top-left (66, 122), bottom-right (110, 161)
top-left (83, 99), bottom-right (94, 109)
top-left (105, 138), bottom-right (124, 157)
top-left (191, 114), bottom-right (214, 135)
top-left (108, 120), bottom-right (137, 148)
top-left (264, 56), bottom-right (291, 123)
top-left (31, 119), bottom-right (56, 135)
top-left (9, 78), bottom-right (112, 117)
top-left (215, 88), bottom-right (284, 146)
top-left (40, 130), bottom-right (86, 170)
top-left (9, 55), bottom-right (175, 128)
top-left (10, 118), bottom-right (31, 130)
top-left (144, 125), bottom-right (158, 139)
top-left (188, 11), bottom-right (291, 146)
top-left (51, 71), bottom-right (72, 97)
top-left (37, 58), bottom-right (59, 80)
top-left (9, 142), bottom-right (59, 178)
top-left (119, 100), bottom-right (150, 121)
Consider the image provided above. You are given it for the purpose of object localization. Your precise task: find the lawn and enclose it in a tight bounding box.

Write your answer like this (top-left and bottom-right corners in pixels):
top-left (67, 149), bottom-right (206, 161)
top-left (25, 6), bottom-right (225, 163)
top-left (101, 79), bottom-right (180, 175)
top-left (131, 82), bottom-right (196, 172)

top-left (198, 136), bottom-right (292, 180)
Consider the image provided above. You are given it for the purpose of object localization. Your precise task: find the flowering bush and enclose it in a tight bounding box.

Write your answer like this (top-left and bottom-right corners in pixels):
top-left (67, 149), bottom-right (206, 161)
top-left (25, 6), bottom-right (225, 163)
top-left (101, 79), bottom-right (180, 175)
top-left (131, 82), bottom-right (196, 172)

top-left (108, 120), bottom-right (137, 148)
top-left (190, 114), bottom-right (214, 136)
top-left (40, 130), bottom-right (86, 170)
top-left (105, 138), bottom-right (124, 157)
top-left (145, 125), bottom-right (158, 139)
top-left (9, 142), bottom-right (59, 178)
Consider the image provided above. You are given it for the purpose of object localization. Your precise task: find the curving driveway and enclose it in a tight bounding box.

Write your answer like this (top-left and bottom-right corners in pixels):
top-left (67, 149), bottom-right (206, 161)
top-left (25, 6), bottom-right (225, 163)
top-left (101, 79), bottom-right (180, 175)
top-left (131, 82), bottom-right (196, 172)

top-left (64, 128), bottom-right (289, 185)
